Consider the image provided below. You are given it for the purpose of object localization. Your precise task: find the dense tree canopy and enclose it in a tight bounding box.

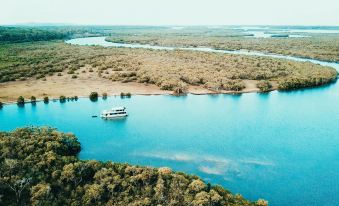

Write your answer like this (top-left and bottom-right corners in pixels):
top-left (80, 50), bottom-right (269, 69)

top-left (0, 127), bottom-right (266, 206)
top-left (0, 27), bottom-right (69, 43)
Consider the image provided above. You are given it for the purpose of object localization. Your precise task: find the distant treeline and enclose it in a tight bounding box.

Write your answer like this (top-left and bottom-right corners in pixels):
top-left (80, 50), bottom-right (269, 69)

top-left (0, 127), bottom-right (266, 206)
top-left (0, 27), bottom-right (71, 42)
top-left (0, 25), bottom-right (124, 43)
top-left (0, 25), bottom-right (171, 43)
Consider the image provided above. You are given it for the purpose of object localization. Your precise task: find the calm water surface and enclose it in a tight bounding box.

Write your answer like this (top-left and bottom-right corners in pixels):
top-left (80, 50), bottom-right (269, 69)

top-left (1, 38), bottom-right (339, 206)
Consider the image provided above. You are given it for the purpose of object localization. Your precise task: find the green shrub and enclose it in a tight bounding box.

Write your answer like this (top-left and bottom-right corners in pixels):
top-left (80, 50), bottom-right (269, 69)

top-left (36, 74), bottom-right (45, 79)
top-left (89, 92), bottom-right (98, 101)
top-left (120, 92), bottom-right (131, 98)
top-left (0, 102), bottom-right (3, 109)
top-left (102, 92), bottom-right (108, 100)
top-left (222, 80), bottom-right (246, 91)
top-left (59, 95), bottom-right (66, 103)
top-left (17, 96), bottom-right (25, 105)
top-left (257, 80), bottom-right (273, 92)
top-left (74, 96), bottom-right (79, 101)
top-left (30, 96), bottom-right (36, 104)
top-left (43, 96), bottom-right (49, 104)
top-left (71, 75), bottom-right (77, 79)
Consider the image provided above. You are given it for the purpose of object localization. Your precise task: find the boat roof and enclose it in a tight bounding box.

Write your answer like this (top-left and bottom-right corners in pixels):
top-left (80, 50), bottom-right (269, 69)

top-left (111, 106), bottom-right (126, 110)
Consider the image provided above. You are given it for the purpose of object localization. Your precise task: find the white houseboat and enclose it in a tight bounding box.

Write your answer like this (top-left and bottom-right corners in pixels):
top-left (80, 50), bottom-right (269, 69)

top-left (101, 107), bottom-right (128, 119)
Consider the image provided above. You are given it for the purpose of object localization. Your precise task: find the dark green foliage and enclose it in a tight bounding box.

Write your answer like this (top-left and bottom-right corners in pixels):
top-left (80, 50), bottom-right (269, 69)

top-left (120, 92), bottom-right (131, 98)
top-left (257, 80), bottom-right (273, 92)
top-left (102, 92), bottom-right (108, 100)
top-left (17, 96), bottom-right (25, 105)
top-left (277, 74), bottom-right (338, 90)
top-left (74, 96), bottom-right (79, 101)
top-left (59, 95), bottom-right (66, 103)
top-left (0, 101), bottom-right (3, 109)
top-left (0, 26), bottom-right (68, 43)
top-left (89, 92), bottom-right (98, 101)
top-left (71, 75), bottom-right (77, 79)
top-left (43, 96), bottom-right (49, 104)
top-left (30, 96), bottom-right (36, 103)
top-left (0, 127), bottom-right (263, 206)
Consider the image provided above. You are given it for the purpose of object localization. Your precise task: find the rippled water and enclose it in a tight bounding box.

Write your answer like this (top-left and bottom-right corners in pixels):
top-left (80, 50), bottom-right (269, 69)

top-left (1, 37), bottom-right (338, 206)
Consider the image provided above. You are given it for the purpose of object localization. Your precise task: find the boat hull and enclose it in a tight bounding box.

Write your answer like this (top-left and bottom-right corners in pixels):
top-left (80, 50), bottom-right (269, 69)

top-left (100, 114), bottom-right (128, 119)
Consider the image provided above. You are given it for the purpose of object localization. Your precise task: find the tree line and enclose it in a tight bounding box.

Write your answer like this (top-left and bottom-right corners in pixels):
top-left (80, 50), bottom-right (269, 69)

top-left (0, 27), bottom-right (70, 43)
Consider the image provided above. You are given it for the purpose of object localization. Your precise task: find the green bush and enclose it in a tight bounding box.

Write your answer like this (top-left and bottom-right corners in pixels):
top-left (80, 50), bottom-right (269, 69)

top-left (59, 95), bottom-right (66, 103)
top-left (89, 92), bottom-right (98, 101)
top-left (43, 96), bottom-right (49, 104)
top-left (102, 92), bottom-right (108, 100)
top-left (30, 96), bottom-right (37, 103)
top-left (0, 101), bottom-right (3, 109)
top-left (257, 80), bottom-right (273, 92)
top-left (120, 92), bottom-right (131, 98)
top-left (17, 96), bottom-right (25, 105)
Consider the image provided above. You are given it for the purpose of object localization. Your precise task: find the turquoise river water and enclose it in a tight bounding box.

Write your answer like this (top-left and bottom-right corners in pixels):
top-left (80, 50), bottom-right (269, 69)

top-left (1, 37), bottom-right (338, 206)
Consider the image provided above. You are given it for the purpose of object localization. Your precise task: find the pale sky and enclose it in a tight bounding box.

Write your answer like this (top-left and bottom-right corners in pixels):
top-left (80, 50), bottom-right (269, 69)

top-left (1, 0), bottom-right (338, 26)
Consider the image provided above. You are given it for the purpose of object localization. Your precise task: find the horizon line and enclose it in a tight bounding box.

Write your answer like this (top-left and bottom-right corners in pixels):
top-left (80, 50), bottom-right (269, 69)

top-left (1, 23), bottom-right (339, 27)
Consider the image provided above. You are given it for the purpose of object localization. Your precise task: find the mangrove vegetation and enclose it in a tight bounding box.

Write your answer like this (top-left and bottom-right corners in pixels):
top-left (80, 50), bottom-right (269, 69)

top-left (0, 40), bottom-right (336, 94)
top-left (0, 127), bottom-right (267, 206)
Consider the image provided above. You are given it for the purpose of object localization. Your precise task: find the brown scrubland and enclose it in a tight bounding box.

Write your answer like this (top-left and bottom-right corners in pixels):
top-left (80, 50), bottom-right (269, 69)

top-left (0, 41), bottom-right (337, 102)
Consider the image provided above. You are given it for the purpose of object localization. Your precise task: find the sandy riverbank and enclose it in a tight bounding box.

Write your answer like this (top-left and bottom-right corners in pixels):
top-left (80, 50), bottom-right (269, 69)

top-left (0, 71), bottom-right (262, 103)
